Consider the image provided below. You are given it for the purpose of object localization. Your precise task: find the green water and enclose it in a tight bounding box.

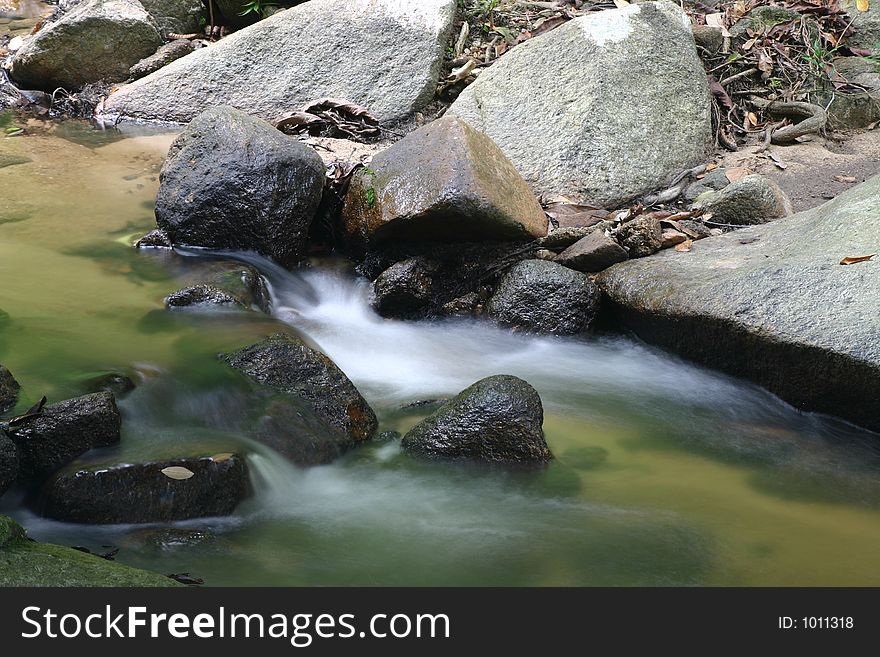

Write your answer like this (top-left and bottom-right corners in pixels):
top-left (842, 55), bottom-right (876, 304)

top-left (2, 118), bottom-right (880, 586)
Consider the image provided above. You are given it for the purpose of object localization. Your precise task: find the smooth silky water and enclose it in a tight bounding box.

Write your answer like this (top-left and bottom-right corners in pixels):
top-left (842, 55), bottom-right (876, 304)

top-left (2, 118), bottom-right (879, 586)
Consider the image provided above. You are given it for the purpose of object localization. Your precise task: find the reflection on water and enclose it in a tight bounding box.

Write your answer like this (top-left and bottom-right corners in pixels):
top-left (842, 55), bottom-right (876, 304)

top-left (1, 121), bottom-right (880, 586)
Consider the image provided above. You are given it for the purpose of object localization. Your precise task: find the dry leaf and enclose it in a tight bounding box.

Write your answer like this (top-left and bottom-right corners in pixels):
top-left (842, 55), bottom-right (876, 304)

top-left (705, 163), bottom-right (718, 171)
top-left (840, 254), bottom-right (876, 265)
top-left (211, 453), bottom-right (234, 462)
top-left (856, 0), bottom-right (869, 11)
top-left (768, 152), bottom-right (788, 169)
top-left (161, 466), bottom-right (195, 480)
top-left (661, 228), bottom-right (688, 248)
top-left (725, 167), bottom-right (752, 183)
top-left (612, 0), bottom-right (630, 7)
top-left (675, 239), bottom-right (693, 253)
top-left (833, 175), bottom-right (857, 183)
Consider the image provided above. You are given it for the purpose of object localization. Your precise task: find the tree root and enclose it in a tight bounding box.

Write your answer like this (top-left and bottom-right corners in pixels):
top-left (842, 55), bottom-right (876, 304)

top-left (751, 98), bottom-right (827, 144)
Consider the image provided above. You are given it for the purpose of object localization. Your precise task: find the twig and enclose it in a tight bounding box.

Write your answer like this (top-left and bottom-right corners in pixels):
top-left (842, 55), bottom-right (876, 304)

top-left (719, 67), bottom-right (759, 87)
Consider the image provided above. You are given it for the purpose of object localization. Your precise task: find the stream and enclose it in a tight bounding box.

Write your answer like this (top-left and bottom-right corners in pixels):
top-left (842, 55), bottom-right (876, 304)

top-left (1, 119), bottom-right (880, 586)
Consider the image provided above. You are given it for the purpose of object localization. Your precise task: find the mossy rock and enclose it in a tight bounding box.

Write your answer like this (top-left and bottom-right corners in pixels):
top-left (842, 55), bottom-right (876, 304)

top-left (0, 516), bottom-right (180, 586)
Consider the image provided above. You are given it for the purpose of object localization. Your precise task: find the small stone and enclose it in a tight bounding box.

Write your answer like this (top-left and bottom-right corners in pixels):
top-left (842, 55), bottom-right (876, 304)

top-left (134, 229), bottom-right (172, 248)
top-left (617, 216), bottom-right (663, 258)
top-left (693, 174), bottom-right (793, 225)
top-left (554, 232), bottom-right (629, 272)
top-left (372, 257), bottom-right (439, 319)
top-left (540, 226), bottom-right (597, 251)
top-left (692, 25), bottom-right (724, 54)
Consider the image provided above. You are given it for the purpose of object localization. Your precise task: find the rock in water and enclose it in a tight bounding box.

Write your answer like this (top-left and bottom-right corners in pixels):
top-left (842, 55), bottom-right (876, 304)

top-left (37, 454), bottom-right (250, 523)
top-left (342, 116), bottom-right (548, 248)
top-left (224, 333), bottom-right (378, 444)
top-left (598, 174), bottom-right (880, 433)
top-left (402, 375), bottom-right (552, 463)
top-left (449, 2), bottom-right (711, 207)
top-left (165, 260), bottom-right (270, 313)
top-left (0, 365), bottom-right (20, 414)
top-left (104, 0), bottom-right (456, 124)
top-left (10, 0), bottom-right (163, 91)
top-left (3, 392), bottom-right (121, 485)
top-left (155, 106), bottom-right (325, 267)
top-left (692, 174), bottom-right (793, 225)
top-left (486, 259), bottom-right (600, 335)
top-left (0, 433), bottom-right (18, 497)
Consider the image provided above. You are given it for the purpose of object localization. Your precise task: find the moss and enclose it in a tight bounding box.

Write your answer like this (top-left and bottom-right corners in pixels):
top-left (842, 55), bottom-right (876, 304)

top-left (0, 516), bottom-right (181, 587)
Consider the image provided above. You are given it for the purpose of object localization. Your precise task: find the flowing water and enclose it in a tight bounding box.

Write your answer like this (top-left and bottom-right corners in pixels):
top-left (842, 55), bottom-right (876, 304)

top-left (2, 118), bottom-right (880, 586)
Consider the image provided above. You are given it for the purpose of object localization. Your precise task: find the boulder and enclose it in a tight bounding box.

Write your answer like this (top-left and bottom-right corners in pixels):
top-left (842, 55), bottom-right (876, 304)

top-left (401, 375), bottom-right (552, 463)
top-left (617, 216), bottom-right (663, 258)
top-left (372, 257), bottom-right (439, 319)
top-left (555, 232), bottom-right (629, 272)
top-left (683, 168), bottom-right (732, 202)
top-left (598, 175), bottom-right (880, 433)
top-left (155, 106), bottom-right (325, 268)
top-left (691, 24), bottom-right (723, 54)
top-left (36, 454), bottom-right (250, 523)
top-left (104, 0), bottom-right (456, 125)
top-left (129, 39), bottom-right (196, 80)
top-left (840, 1), bottom-right (880, 50)
top-left (10, 0), bottom-right (163, 91)
top-left (486, 259), bottom-right (601, 335)
top-left (165, 261), bottom-right (270, 312)
top-left (0, 515), bottom-right (180, 586)
top-left (0, 433), bottom-right (17, 496)
top-left (0, 365), bottom-right (19, 414)
top-left (693, 174), bottom-right (793, 225)
top-left (224, 333), bottom-right (378, 444)
top-left (3, 392), bottom-right (121, 484)
top-left (449, 2), bottom-right (712, 207)
top-left (342, 116), bottom-right (547, 249)
top-left (138, 0), bottom-right (204, 37)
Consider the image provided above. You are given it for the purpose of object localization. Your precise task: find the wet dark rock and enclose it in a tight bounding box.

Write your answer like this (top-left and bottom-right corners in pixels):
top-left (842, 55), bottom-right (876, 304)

top-left (692, 174), bottom-right (793, 225)
top-left (617, 216), bottom-right (663, 258)
top-left (82, 372), bottom-right (136, 398)
top-left (165, 285), bottom-right (243, 310)
top-left (134, 228), bottom-right (172, 248)
top-left (375, 430), bottom-right (402, 443)
top-left (439, 291), bottom-right (486, 317)
top-left (342, 116), bottom-right (548, 251)
top-left (485, 259), bottom-right (600, 335)
top-left (167, 260), bottom-right (270, 313)
top-left (129, 39), bottom-right (196, 80)
top-left (224, 333), bottom-right (378, 444)
top-left (3, 392), bottom-right (121, 485)
top-left (0, 433), bottom-right (18, 497)
top-left (372, 257), bottom-right (439, 319)
top-left (402, 375), bottom-right (552, 463)
top-left (0, 365), bottom-right (20, 414)
top-left (554, 232), bottom-right (629, 273)
top-left (155, 106), bottom-right (325, 268)
top-left (37, 454), bottom-right (249, 524)
top-left (540, 226), bottom-right (597, 251)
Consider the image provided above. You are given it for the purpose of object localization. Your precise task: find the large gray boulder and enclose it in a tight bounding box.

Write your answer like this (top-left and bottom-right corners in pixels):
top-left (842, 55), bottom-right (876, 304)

top-left (0, 365), bottom-right (19, 415)
top-left (448, 1), bottom-right (712, 207)
top-left (599, 175), bottom-right (880, 432)
top-left (104, 0), bottom-right (456, 125)
top-left (342, 116), bottom-right (548, 249)
top-left (3, 392), bottom-right (121, 484)
top-left (10, 0), bottom-right (163, 91)
top-left (486, 259), bottom-right (601, 335)
top-left (402, 375), bottom-right (552, 463)
top-left (155, 106), bottom-right (325, 268)
top-left (138, 0), bottom-right (204, 37)
top-left (37, 454), bottom-right (250, 523)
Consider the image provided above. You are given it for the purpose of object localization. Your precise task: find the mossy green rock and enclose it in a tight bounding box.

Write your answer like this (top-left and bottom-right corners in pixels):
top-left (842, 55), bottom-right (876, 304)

top-left (0, 516), bottom-right (180, 586)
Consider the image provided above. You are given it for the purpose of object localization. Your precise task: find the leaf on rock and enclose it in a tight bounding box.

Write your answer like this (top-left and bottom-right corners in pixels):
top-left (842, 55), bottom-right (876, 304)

top-left (161, 466), bottom-right (195, 480)
top-left (839, 254), bottom-right (876, 265)
top-left (725, 167), bottom-right (752, 183)
top-left (856, 0), bottom-right (869, 12)
top-left (675, 239), bottom-right (693, 253)
top-left (211, 453), bottom-right (234, 462)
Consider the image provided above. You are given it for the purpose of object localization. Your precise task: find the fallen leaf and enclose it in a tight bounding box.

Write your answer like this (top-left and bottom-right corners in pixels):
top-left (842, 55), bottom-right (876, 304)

top-left (211, 453), bottom-right (234, 462)
top-left (661, 228), bottom-right (688, 248)
top-left (840, 254), bottom-right (876, 265)
top-left (613, 0), bottom-right (630, 7)
top-left (161, 466), bottom-right (195, 480)
top-left (833, 175), bottom-right (857, 183)
top-left (675, 239), bottom-right (693, 253)
top-left (725, 167), bottom-right (752, 183)
top-left (856, 0), bottom-right (869, 11)
top-left (768, 152), bottom-right (788, 169)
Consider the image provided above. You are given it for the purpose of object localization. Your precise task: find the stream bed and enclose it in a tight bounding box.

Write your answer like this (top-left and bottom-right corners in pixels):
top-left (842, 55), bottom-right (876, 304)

top-left (1, 119), bottom-right (879, 586)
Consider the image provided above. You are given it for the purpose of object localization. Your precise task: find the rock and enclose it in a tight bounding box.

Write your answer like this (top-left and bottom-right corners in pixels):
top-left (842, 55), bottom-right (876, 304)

top-left (440, 291), bottom-right (486, 317)
top-left (224, 333), bottom-right (378, 444)
top-left (693, 174), bottom-right (793, 225)
top-left (401, 375), bottom-right (552, 463)
top-left (448, 2), bottom-right (711, 207)
top-left (138, 0), bottom-right (204, 37)
top-left (155, 106), bottom-right (325, 268)
top-left (372, 257), bottom-right (439, 319)
top-left (486, 259), bottom-right (600, 335)
top-left (81, 372), bottom-right (136, 397)
top-left (3, 392), bottom-right (121, 485)
top-left (0, 433), bottom-right (18, 497)
top-left (129, 39), bottom-right (196, 80)
top-left (683, 168), bottom-right (732, 202)
top-left (617, 216), bottom-right (663, 258)
top-left (729, 6), bottom-right (802, 42)
top-left (10, 0), bottom-right (163, 91)
top-left (0, 515), bottom-right (180, 586)
top-left (165, 261), bottom-right (270, 313)
top-left (838, 1), bottom-right (879, 50)
top-left (0, 365), bottom-right (20, 414)
top-left (555, 232), bottom-right (629, 273)
top-left (342, 116), bottom-right (548, 250)
top-left (598, 174), bottom-right (880, 433)
top-left (104, 0), bottom-right (456, 125)
top-left (36, 454), bottom-right (250, 523)
top-left (691, 24), bottom-right (723, 54)
top-left (811, 58), bottom-right (880, 130)
top-left (540, 226), bottom-right (598, 251)
top-left (134, 228), bottom-right (172, 248)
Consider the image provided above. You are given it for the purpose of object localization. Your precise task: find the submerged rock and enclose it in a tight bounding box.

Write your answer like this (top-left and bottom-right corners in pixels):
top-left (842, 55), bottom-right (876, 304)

top-left (3, 392), bottom-right (121, 485)
top-left (0, 433), bottom-right (18, 497)
top-left (104, 0), bottom-right (456, 125)
top-left (0, 365), bottom-right (20, 414)
top-left (486, 259), bottom-right (600, 335)
top-left (0, 515), bottom-right (179, 586)
top-left (134, 228), bottom-right (172, 248)
top-left (155, 106), bottom-right (325, 268)
top-left (37, 454), bottom-right (250, 524)
top-left (81, 372), bottom-right (136, 398)
top-left (693, 174), bottom-right (793, 225)
top-left (555, 232), bottom-right (629, 273)
top-left (129, 39), bottom-right (196, 80)
top-left (598, 174), bottom-right (880, 433)
top-left (10, 0), bottom-right (163, 91)
top-left (402, 375), bottom-right (552, 463)
top-left (165, 261), bottom-right (270, 313)
top-left (449, 2), bottom-right (711, 207)
top-left (224, 333), bottom-right (378, 446)
top-left (342, 116), bottom-right (548, 249)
